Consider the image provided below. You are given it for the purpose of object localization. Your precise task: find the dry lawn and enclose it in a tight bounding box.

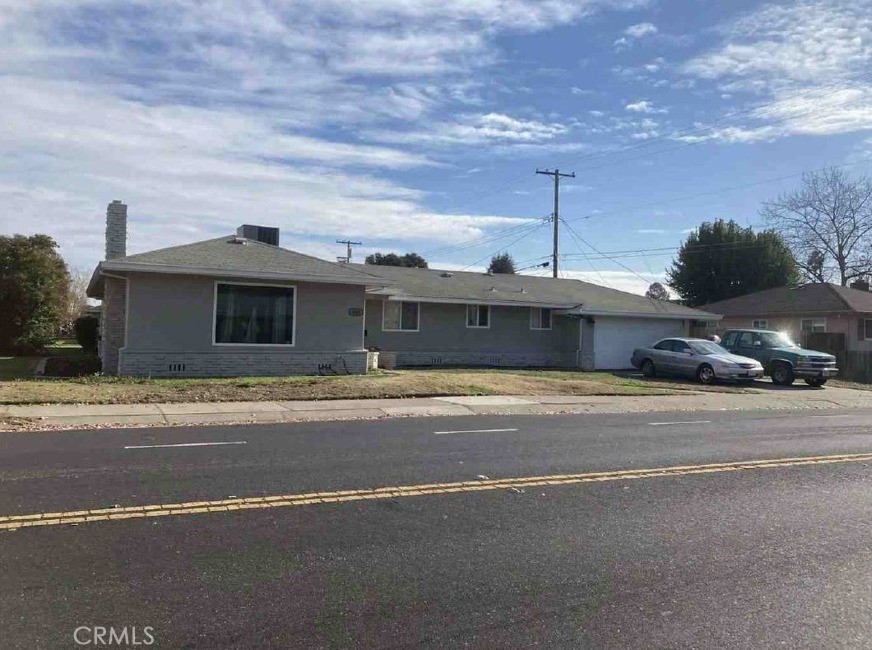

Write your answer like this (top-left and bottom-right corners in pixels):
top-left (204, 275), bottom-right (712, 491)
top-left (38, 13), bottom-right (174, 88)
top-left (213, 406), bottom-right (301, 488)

top-left (0, 369), bottom-right (743, 406)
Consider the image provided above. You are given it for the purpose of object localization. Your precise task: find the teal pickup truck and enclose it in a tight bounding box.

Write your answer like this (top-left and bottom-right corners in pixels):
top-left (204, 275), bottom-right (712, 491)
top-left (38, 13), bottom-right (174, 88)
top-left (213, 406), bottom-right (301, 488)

top-left (720, 329), bottom-right (838, 387)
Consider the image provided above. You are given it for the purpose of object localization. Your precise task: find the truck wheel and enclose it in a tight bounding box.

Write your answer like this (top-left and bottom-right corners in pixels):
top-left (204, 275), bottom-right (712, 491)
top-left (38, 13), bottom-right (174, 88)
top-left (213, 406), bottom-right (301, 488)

top-left (804, 377), bottom-right (827, 387)
top-left (696, 364), bottom-right (716, 385)
top-left (771, 362), bottom-right (794, 386)
top-left (641, 359), bottom-right (656, 378)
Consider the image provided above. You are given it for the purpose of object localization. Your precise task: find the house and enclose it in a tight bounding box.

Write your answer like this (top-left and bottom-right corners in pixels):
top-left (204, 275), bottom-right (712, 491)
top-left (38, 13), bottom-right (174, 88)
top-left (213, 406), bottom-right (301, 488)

top-left (86, 201), bottom-right (720, 377)
top-left (352, 264), bottom-right (719, 370)
top-left (87, 202), bottom-right (391, 377)
top-left (699, 283), bottom-right (872, 352)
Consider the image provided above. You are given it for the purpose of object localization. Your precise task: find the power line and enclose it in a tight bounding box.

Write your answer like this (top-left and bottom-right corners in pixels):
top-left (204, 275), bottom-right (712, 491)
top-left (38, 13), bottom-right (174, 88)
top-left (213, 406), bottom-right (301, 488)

top-left (561, 218), bottom-right (664, 302)
top-left (567, 159), bottom-right (872, 224)
top-left (560, 218), bottom-right (615, 289)
top-left (551, 70), bottom-right (872, 173)
top-left (559, 89), bottom-right (871, 177)
top-left (441, 72), bottom-right (872, 217)
top-left (458, 220), bottom-right (549, 271)
top-left (421, 215), bottom-right (550, 257)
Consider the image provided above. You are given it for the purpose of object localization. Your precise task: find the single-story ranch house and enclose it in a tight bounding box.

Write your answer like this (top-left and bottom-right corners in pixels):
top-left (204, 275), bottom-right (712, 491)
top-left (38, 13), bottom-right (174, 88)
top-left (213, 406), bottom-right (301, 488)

top-left (88, 201), bottom-right (720, 377)
top-left (700, 283), bottom-right (872, 352)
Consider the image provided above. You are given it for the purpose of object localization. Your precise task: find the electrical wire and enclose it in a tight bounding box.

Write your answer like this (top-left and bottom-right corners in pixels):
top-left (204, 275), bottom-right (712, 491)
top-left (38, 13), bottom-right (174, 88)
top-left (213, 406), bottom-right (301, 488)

top-left (561, 218), bottom-right (665, 304)
top-left (560, 218), bottom-right (616, 289)
top-left (458, 220), bottom-right (549, 271)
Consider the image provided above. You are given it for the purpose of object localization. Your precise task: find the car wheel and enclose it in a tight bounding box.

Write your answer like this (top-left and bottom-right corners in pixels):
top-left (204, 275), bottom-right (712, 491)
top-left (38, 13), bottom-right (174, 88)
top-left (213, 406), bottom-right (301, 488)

top-left (771, 362), bottom-right (794, 386)
top-left (641, 359), bottom-right (656, 378)
top-left (804, 377), bottom-right (827, 387)
top-left (696, 364), bottom-right (716, 385)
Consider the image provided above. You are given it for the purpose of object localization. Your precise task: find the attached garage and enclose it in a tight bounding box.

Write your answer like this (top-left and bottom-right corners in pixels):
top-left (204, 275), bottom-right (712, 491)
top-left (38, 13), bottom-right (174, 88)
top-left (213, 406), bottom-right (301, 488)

top-left (592, 316), bottom-right (687, 370)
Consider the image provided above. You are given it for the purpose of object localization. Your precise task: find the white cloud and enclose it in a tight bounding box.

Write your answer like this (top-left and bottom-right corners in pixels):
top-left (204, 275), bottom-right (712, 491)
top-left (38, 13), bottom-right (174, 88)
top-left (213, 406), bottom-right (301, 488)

top-left (366, 112), bottom-right (569, 146)
top-left (0, 0), bottom-right (648, 268)
top-left (680, 0), bottom-right (872, 142)
top-left (624, 22), bottom-right (658, 38)
top-left (625, 100), bottom-right (668, 114)
top-left (614, 21), bottom-right (659, 49)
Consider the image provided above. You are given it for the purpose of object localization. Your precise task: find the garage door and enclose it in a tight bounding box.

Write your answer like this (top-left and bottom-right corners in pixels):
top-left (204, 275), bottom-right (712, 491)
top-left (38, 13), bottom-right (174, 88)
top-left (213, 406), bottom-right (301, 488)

top-left (592, 317), bottom-right (685, 370)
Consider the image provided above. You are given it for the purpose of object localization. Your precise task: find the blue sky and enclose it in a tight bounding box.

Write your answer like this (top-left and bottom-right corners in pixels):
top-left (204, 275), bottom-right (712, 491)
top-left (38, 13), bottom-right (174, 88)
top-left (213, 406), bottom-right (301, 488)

top-left (1, 0), bottom-right (871, 293)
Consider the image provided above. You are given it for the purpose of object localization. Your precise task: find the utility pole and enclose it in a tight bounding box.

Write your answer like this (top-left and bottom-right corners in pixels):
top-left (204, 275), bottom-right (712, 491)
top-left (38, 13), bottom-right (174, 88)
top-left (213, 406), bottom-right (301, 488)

top-left (536, 168), bottom-right (575, 278)
top-left (336, 239), bottom-right (362, 263)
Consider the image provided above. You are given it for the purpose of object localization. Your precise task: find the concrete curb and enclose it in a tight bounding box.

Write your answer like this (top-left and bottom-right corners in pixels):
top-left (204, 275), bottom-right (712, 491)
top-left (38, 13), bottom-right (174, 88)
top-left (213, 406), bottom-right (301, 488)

top-left (4, 388), bottom-right (872, 432)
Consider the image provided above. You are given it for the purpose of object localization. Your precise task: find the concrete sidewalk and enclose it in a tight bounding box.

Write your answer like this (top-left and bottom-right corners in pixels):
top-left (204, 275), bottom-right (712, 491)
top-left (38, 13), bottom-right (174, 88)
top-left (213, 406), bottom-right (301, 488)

top-left (4, 385), bottom-right (872, 430)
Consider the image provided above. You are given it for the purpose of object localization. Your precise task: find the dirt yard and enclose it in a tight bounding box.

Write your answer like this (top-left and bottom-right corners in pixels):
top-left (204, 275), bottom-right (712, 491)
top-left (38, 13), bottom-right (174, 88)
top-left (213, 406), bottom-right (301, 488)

top-left (0, 368), bottom-right (745, 406)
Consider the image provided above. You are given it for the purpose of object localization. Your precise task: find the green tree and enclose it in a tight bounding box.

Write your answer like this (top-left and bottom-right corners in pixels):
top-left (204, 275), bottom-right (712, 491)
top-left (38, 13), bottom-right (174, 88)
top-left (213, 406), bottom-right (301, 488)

top-left (666, 220), bottom-right (799, 307)
top-left (365, 252), bottom-right (428, 268)
top-left (487, 253), bottom-right (516, 274)
top-left (0, 234), bottom-right (70, 351)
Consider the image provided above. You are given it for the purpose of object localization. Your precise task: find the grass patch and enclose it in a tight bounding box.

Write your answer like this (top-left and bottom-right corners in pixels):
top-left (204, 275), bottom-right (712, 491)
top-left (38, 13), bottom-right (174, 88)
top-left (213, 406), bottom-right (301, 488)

top-left (0, 357), bottom-right (40, 380)
top-left (0, 368), bottom-right (745, 406)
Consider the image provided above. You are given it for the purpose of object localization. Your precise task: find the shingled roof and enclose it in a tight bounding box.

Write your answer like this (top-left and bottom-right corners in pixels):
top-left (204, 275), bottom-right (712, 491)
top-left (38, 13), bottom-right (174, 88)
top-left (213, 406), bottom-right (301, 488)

top-left (700, 283), bottom-right (872, 316)
top-left (352, 264), bottom-right (719, 320)
top-left (96, 236), bottom-right (388, 286)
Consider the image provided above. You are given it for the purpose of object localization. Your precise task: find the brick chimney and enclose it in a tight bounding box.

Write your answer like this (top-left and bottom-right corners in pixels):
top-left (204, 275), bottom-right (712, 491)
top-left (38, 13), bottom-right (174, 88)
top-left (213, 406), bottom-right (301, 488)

top-left (105, 200), bottom-right (127, 260)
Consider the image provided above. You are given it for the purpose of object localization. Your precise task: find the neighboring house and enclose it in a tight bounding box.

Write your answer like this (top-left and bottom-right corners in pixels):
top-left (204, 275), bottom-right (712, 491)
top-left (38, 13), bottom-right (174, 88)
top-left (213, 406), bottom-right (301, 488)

top-left (352, 264), bottom-right (719, 370)
top-left (700, 283), bottom-right (872, 352)
top-left (86, 201), bottom-right (719, 377)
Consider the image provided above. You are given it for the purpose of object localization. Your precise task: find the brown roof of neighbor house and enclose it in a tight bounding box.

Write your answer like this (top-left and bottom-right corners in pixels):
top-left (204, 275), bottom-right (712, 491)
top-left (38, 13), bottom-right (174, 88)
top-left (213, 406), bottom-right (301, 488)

top-left (700, 283), bottom-right (872, 316)
top-left (351, 264), bottom-right (719, 320)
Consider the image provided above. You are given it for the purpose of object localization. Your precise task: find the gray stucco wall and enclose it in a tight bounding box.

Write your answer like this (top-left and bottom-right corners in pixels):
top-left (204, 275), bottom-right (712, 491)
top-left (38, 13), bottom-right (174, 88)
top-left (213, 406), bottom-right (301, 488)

top-left (364, 299), bottom-right (580, 368)
top-left (115, 272), bottom-right (367, 377)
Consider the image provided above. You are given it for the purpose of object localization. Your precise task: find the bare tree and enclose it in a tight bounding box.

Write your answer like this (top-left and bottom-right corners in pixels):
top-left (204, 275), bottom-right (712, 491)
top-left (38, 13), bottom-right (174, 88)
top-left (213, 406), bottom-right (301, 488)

top-left (762, 167), bottom-right (872, 285)
top-left (61, 268), bottom-right (91, 335)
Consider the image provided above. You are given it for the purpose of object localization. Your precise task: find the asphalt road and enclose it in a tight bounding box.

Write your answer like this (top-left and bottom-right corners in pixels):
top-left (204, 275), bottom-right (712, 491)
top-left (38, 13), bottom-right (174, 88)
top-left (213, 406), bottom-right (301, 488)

top-left (3, 409), bottom-right (872, 649)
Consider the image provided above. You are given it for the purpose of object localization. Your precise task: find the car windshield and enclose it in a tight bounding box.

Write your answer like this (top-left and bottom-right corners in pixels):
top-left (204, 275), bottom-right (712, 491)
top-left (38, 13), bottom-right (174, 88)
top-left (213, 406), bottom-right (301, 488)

top-left (690, 341), bottom-right (728, 355)
top-left (760, 332), bottom-right (799, 348)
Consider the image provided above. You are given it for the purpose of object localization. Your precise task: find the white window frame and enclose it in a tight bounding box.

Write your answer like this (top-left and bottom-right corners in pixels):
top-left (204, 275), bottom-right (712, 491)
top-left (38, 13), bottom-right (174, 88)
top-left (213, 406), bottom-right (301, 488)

top-left (530, 307), bottom-right (553, 331)
top-left (863, 319), bottom-right (872, 341)
top-left (800, 317), bottom-right (826, 333)
top-left (382, 301), bottom-right (420, 332)
top-left (466, 304), bottom-right (491, 329)
top-left (751, 319), bottom-right (768, 329)
top-left (212, 281), bottom-right (297, 347)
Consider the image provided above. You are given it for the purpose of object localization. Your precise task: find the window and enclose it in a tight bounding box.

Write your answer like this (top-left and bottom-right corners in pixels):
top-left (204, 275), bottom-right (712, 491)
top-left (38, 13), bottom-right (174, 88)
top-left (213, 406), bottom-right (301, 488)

top-left (653, 339), bottom-right (675, 351)
top-left (466, 304), bottom-right (490, 329)
top-left (801, 318), bottom-right (826, 333)
top-left (738, 332), bottom-right (757, 347)
top-left (864, 319), bottom-right (872, 340)
top-left (752, 319), bottom-right (768, 329)
top-left (383, 301), bottom-right (419, 331)
top-left (214, 283), bottom-right (295, 345)
top-left (721, 332), bottom-right (738, 349)
top-left (530, 307), bottom-right (552, 330)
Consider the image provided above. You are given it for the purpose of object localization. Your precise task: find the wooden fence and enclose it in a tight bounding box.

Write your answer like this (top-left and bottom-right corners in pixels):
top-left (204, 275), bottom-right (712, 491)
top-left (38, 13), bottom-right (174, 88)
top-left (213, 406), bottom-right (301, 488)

top-left (834, 352), bottom-right (872, 384)
top-left (798, 333), bottom-right (872, 383)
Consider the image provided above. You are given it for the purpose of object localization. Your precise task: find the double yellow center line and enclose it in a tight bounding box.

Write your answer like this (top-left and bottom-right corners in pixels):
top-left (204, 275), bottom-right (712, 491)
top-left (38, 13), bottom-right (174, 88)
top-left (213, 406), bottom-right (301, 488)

top-left (3, 451), bottom-right (872, 532)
